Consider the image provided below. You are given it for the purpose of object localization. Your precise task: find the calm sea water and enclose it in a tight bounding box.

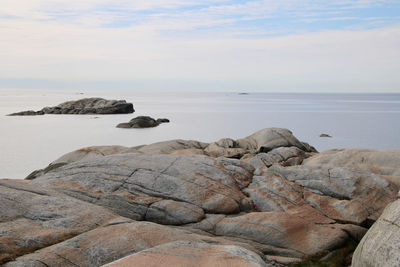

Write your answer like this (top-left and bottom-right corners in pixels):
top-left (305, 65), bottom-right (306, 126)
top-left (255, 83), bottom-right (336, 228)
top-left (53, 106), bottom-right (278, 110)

top-left (1, 89), bottom-right (399, 179)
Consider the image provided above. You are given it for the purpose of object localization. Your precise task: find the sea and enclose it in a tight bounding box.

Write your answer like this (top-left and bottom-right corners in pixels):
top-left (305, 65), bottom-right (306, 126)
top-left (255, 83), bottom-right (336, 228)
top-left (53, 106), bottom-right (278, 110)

top-left (1, 89), bottom-right (399, 179)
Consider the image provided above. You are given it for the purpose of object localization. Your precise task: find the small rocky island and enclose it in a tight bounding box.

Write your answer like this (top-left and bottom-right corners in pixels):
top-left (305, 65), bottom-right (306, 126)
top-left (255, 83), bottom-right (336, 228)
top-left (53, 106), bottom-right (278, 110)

top-left (8, 98), bottom-right (134, 115)
top-left (1, 128), bottom-right (399, 266)
top-left (116, 116), bottom-right (170, 128)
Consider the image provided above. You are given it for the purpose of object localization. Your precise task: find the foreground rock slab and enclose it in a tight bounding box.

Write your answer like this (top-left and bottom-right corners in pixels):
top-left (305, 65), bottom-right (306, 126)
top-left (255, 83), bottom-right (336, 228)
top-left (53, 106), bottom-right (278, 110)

top-left (8, 98), bottom-right (134, 115)
top-left (0, 180), bottom-right (119, 264)
top-left (5, 220), bottom-right (272, 267)
top-left (103, 241), bottom-right (271, 267)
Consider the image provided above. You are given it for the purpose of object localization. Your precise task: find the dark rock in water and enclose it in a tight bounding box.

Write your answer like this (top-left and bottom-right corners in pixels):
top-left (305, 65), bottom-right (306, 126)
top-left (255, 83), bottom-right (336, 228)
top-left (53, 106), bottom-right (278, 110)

top-left (117, 116), bottom-right (170, 128)
top-left (156, 118), bottom-right (170, 123)
top-left (7, 98), bottom-right (134, 116)
top-left (8, 110), bottom-right (44, 116)
top-left (320, 133), bottom-right (332, 138)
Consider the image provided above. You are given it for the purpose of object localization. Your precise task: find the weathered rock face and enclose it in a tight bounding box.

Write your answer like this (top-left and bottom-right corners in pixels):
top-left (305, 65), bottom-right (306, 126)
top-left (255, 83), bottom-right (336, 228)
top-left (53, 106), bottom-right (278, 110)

top-left (8, 98), bottom-right (134, 115)
top-left (30, 153), bottom-right (254, 219)
top-left (267, 164), bottom-right (397, 222)
top-left (352, 199), bottom-right (400, 267)
top-left (3, 128), bottom-right (400, 266)
top-left (116, 116), bottom-right (169, 128)
top-left (0, 179), bottom-right (119, 264)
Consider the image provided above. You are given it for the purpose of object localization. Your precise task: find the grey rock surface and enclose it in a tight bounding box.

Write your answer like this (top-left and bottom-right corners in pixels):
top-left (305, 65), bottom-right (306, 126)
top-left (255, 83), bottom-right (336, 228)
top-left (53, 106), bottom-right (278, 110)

top-left (8, 98), bottom-right (134, 115)
top-left (0, 179), bottom-right (119, 264)
top-left (352, 199), bottom-right (400, 267)
top-left (30, 153), bottom-right (254, 217)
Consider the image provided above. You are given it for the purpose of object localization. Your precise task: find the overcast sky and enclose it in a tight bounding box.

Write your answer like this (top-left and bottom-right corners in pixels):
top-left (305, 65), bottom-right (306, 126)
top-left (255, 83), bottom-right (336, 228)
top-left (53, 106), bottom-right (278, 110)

top-left (1, 0), bottom-right (399, 92)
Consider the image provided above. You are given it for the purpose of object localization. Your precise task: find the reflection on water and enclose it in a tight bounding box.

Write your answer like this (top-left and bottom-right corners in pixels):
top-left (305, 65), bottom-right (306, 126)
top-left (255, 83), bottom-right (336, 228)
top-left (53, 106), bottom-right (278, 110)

top-left (1, 89), bottom-right (399, 179)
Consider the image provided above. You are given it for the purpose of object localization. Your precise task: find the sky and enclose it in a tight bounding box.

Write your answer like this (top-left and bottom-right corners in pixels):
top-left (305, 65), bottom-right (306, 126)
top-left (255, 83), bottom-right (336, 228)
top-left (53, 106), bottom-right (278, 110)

top-left (0, 0), bottom-right (399, 92)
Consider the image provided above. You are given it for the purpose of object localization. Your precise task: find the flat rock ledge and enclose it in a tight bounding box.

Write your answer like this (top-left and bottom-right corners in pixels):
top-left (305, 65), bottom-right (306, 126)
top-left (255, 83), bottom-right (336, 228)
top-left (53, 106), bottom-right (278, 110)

top-left (7, 98), bottom-right (134, 115)
top-left (2, 128), bottom-right (400, 266)
top-left (116, 116), bottom-right (170, 128)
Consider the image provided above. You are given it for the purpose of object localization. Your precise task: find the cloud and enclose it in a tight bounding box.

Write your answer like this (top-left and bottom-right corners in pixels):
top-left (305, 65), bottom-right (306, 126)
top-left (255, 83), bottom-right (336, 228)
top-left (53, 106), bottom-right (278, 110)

top-left (0, 0), bottom-right (399, 92)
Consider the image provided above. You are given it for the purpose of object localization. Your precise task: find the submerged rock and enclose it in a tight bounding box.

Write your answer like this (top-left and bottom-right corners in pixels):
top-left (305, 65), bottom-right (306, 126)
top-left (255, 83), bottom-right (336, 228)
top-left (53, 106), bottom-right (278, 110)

top-left (116, 116), bottom-right (169, 128)
top-left (8, 98), bottom-right (134, 115)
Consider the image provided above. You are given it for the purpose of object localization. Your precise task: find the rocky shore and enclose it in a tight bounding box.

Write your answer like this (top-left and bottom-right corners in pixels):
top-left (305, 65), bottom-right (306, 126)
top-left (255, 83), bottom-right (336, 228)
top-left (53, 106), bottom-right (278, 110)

top-left (7, 98), bottom-right (134, 115)
top-left (1, 128), bottom-right (399, 266)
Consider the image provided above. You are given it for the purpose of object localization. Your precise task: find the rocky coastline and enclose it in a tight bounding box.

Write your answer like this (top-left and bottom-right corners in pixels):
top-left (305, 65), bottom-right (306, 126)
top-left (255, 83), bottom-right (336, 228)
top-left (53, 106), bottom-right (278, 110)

top-left (1, 128), bottom-right (399, 266)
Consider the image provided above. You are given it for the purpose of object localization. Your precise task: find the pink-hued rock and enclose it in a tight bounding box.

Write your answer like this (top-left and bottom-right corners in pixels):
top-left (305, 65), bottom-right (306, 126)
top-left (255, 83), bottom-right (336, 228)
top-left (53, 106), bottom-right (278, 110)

top-left (103, 241), bottom-right (271, 267)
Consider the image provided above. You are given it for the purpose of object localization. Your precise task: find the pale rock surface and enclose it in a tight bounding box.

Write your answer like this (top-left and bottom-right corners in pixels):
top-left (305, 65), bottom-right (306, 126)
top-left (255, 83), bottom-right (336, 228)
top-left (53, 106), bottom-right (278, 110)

top-left (352, 199), bottom-right (400, 267)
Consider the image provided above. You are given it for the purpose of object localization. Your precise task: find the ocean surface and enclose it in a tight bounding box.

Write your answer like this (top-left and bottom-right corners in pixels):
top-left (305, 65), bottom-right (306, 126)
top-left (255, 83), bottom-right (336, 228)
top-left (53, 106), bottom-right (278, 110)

top-left (1, 89), bottom-right (399, 179)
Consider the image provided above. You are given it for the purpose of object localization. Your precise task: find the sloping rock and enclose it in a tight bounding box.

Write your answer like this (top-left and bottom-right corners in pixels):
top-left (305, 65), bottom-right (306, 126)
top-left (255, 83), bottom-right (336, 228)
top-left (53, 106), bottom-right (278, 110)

top-left (0, 179), bottom-right (119, 264)
top-left (30, 153), bottom-right (254, 219)
top-left (5, 220), bottom-right (267, 267)
top-left (352, 198), bottom-right (400, 267)
top-left (268, 164), bottom-right (397, 222)
top-left (304, 148), bottom-right (400, 177)
top-left (26, 146), bottom-right (139, 180)
top-left (244, 170), bottom-right (371, 225)
top-left (8, 98), bottom-right (134, 115)
top-left (116, 116), bottom-right (169, 128)
top-left (214, 212), bottom-right (349, 257)
top-left (103, 241), bottom-right (271, 267)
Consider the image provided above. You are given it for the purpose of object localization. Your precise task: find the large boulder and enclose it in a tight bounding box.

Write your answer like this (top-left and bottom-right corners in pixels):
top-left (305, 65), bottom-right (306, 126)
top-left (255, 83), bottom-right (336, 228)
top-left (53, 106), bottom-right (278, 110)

top-left (352, 199), bottom-right (400, 267)
top-left (30, 153), bottom-right (254, 219)
top-left (8, 98), bottom-right (134, 115)
top-left (236, 128), bottom-right (316, 153)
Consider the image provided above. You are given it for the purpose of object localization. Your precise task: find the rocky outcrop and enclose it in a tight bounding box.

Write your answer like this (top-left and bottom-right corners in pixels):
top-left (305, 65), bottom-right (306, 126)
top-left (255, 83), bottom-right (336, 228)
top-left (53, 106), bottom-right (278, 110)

top-left (352, 198), bottom-right (400, 267)
top-left (2, 128), bottom-right (400, 266)
top-left (116, 116), bottom-right (169, 128)
top-left (8, 98), bottom-right (134, 115)
top-left (29, 153), bottom-right (254, 217)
